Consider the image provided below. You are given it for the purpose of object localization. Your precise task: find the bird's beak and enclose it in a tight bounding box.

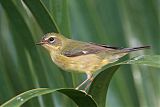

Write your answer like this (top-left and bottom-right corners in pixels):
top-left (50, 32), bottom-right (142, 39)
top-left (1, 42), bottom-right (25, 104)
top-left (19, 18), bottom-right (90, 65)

top-left (35, 41), bottom-right (47, 45)
top-left (36, 42), bottom-right (43, 45)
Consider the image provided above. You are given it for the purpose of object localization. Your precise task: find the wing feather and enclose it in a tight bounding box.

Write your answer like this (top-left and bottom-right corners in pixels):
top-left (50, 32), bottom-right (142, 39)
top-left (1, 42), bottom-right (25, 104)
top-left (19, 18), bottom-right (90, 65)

top-left (61, 41), bottom-right (119, 57)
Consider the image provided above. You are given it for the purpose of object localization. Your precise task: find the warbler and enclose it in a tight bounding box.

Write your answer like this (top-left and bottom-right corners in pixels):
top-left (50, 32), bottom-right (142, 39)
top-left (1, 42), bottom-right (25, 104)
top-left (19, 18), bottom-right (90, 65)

top-left (36, 33), bottom-right (150, 90)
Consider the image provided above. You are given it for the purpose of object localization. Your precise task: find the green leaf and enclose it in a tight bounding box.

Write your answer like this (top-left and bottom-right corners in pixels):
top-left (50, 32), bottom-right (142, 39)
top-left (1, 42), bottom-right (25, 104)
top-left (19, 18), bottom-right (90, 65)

top-left (88, 55), bottom-right (160, 107)
top-left (22, 0), bottom-right (60, 33)
top-left (88, 65), bottom-right (120, 107)
top-left (121, 55), bottom-right (160, 68)
top-left (1, 88), bottom-right (97, 107)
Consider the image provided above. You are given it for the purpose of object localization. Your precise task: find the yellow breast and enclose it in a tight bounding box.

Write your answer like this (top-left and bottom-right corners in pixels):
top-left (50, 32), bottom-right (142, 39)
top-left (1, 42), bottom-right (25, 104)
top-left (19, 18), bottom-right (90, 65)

top-left (50, 53), bottom-right (109, 74)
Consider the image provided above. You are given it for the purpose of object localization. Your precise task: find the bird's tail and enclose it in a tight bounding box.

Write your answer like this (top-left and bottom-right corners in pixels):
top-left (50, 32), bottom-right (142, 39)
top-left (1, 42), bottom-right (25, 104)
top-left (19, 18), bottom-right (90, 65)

top-left (116, 45), bottom-right (150, 53)
top-left (107, 45), bottom-right (150, 64)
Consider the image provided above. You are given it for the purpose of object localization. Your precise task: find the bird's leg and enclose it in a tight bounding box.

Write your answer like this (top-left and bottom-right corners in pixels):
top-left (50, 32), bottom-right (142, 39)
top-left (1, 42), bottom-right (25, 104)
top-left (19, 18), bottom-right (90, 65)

top-left (75, 73), bottom-right (93, 90)
top-left (84, 75), bottom-right (94, 91)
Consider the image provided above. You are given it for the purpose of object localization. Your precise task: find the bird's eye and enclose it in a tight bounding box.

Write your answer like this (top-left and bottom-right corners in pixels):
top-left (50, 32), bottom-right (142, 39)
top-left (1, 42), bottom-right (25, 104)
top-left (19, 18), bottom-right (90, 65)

top-left (48, 37), bottom-right (55, 44)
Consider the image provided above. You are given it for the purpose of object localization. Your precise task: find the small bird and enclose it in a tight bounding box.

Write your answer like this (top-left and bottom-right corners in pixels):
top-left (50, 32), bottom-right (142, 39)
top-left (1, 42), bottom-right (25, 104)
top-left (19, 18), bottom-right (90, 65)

top-left (36, 33), bottom-right (150, 90)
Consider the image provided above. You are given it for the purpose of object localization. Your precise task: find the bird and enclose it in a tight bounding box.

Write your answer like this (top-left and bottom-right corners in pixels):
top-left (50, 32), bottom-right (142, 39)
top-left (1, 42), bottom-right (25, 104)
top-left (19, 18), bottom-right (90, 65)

top-left (36, 32), bottom-right (150, 90)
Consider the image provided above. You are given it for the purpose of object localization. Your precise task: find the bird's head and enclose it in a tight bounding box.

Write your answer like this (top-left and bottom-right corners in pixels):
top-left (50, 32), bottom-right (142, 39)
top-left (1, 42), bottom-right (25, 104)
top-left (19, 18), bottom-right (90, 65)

top-left (36, 33), bottom-right (66, 53)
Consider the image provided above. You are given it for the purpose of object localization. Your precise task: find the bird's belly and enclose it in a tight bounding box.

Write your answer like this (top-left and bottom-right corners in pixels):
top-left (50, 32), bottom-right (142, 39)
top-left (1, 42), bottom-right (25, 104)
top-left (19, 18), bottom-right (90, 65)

top-left (52, 54), bottom-right (109, 73)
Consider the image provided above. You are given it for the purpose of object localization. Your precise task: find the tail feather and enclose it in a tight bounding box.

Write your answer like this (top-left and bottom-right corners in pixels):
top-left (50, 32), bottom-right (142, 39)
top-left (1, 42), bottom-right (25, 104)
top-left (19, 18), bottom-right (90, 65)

top-left (117, 45), bottom-right (150, 53)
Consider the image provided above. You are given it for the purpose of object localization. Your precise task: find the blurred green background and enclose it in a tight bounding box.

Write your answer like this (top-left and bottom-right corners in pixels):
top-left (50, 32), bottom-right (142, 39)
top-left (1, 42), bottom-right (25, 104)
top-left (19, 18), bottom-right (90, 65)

top-left (0, 0), bottom-right (159, 107)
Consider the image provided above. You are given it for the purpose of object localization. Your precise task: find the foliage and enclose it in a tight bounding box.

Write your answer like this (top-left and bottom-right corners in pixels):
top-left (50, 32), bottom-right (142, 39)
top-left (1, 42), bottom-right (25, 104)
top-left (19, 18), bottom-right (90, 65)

top-left (0, 0), bottom-right (159, 107)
